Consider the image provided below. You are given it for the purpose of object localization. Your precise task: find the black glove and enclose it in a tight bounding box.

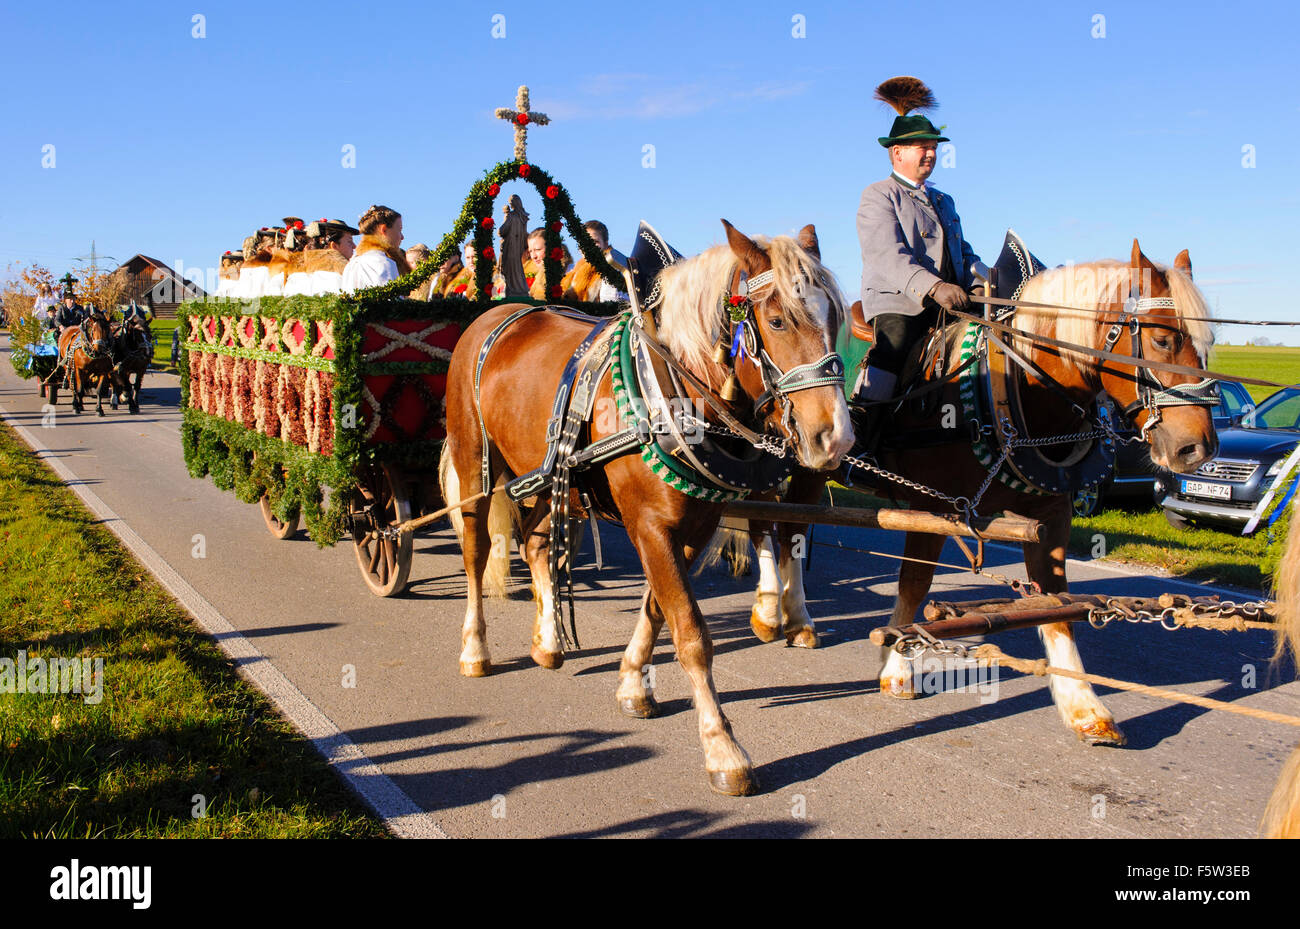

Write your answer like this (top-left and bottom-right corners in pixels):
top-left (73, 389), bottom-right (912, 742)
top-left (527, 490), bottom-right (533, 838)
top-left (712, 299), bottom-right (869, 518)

top-left (928, 282), bottom-right (971, 311)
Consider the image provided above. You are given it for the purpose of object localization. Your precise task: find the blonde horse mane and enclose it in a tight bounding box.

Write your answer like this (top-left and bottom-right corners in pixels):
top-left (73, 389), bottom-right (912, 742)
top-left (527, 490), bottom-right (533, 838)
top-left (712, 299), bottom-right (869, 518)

top-left (650, 233), bottom-right (846, 376)
top-left (1011, 260), bottom-right (1214, 370)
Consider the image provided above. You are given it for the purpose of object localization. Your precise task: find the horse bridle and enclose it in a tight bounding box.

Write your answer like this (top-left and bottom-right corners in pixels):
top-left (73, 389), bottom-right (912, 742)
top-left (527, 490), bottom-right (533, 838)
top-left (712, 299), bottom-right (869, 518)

top-left (76, 313), bottom-right (111, 360)
top-left (724, 267), bottom-right (846, 441)
top-left (1100, 296), bottom-right (1219, 438)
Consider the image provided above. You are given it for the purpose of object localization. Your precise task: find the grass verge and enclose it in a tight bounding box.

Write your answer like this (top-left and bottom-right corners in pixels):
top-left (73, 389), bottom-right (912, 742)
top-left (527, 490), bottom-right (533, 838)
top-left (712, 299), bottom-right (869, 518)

top-left (0, 420), bottom-right (389, 838)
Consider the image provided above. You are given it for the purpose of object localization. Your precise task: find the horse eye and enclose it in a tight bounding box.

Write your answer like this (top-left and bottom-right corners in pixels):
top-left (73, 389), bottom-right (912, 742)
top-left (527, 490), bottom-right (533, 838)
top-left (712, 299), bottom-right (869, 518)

top-left (767, 317), bottom-right (786, 331)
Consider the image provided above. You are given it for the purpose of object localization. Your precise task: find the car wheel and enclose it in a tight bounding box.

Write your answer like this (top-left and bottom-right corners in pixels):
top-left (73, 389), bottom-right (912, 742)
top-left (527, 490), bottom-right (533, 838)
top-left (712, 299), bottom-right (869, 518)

top-left (1164, 509), bottom-right (1194, 530)
top-left (1071, 485), bottom-right (1104, 517)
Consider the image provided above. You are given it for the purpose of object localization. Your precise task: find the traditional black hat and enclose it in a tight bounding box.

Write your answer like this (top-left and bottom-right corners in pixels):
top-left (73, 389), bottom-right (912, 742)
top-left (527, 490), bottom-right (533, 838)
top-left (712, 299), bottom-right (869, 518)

top-left (875, 76), bottom-right (949, 147)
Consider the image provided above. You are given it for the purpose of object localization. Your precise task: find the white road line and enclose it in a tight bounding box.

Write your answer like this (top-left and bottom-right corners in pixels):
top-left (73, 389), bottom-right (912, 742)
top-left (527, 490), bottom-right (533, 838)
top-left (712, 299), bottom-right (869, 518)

top-left (0, 404), bottom-right (446, 840)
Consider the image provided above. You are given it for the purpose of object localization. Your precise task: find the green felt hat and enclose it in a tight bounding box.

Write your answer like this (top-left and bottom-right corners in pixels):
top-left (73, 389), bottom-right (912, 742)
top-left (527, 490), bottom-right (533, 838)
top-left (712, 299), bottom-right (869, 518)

top-left (874, 76), bottom-right (948, 147)
top-left (878, 114), bottom-right (949, 147)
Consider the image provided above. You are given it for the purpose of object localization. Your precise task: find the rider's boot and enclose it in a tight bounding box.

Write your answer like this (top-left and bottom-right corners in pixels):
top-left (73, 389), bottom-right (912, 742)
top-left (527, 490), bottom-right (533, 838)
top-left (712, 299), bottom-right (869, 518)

top-left (839, 364), bottom-right (897, 484)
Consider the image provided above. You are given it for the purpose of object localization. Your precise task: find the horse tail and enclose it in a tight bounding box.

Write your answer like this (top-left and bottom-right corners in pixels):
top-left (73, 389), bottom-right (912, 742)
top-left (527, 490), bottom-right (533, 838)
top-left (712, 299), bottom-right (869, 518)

top-left (438, 441), bottom-right (518, 599)
top-left (1261, 508), bottom-right (1300, 837)
top-left (694, 518), bottom-right (752, 577)
top-left (1272, 511), bottom-right (1300, 668)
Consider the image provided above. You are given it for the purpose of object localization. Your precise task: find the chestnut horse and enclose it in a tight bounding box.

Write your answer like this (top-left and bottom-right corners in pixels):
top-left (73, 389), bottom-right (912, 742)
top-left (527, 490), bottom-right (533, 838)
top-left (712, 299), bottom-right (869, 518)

top-left (439, 221), bottom-right (852, 795)
top-left (737, 241), bottom-right (1218, 745)
top-left (56, 311), bottom-right (115, 416)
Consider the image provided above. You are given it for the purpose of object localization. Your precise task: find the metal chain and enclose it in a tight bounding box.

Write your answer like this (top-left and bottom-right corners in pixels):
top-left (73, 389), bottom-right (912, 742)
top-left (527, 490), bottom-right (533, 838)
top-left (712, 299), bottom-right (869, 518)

top-left (1087, 597), bottom-right (1275, 632)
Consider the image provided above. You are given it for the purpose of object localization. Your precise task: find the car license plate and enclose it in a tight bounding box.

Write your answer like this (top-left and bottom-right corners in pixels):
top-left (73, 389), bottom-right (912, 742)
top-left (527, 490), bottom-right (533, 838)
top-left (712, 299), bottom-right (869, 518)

top-left (1182, 479), bottom-right (1231, 500)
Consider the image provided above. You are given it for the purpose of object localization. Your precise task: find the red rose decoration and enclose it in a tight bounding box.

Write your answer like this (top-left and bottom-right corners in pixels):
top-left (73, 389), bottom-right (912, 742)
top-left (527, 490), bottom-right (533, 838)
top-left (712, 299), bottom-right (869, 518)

top-left (515, 113), bottom-right (528, 125)
top-left (482, 247), bottom-right (495, 260)
top-left (729, 295), bottom-right (745, 306)
top-left (488, 183), bottom-right (500, 197)
top-left (294, 220), bottom-right (304, 229)
top-left (518, 164), bottom-right (531, 178)
top-left (545, 185), bottom-right (559, 199)
top-left (551, 247), bottom-right (564, 261)
top-left (526, 275), bottom-right (536, 285)
top-left (550, 285), bottom-right (563, 298)
top-left (454, 283), bottom-right (468, 294)
top-left (550, 221), bottom-right (562, 232)
top-left (481, 217), bottom-right (494, 229)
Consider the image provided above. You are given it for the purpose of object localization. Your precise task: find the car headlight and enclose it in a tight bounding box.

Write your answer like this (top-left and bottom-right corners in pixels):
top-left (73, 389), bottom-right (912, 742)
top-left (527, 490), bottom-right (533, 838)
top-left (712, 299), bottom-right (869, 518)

top-left (1267, 458), bottom-right (1288, 478)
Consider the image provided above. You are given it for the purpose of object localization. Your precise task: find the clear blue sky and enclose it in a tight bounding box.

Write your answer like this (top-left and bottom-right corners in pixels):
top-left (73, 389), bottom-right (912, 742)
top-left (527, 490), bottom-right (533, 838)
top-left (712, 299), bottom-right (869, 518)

top-left (2, 0), bottom-right (1296, 345)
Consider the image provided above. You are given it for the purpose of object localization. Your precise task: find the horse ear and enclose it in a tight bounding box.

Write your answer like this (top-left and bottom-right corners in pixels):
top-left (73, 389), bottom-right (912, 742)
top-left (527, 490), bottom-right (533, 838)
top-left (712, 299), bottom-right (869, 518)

top-left (721, 219), bottom-right (769, 274)
top-left (797, 224), bottom-right (820, 259)
top-left (1174, 249), bottom-right (1193, 279)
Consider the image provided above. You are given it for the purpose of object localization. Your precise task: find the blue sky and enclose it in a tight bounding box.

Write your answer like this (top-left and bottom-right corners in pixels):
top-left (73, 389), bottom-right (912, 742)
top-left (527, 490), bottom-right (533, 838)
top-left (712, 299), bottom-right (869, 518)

top-left (2, 0), bottom-right (1297, 344)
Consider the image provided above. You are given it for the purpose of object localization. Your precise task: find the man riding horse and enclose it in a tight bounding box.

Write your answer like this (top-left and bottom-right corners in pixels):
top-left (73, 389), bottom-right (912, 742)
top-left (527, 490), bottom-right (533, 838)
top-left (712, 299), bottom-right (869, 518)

top-left (851, 76), bottom-right (989, 447)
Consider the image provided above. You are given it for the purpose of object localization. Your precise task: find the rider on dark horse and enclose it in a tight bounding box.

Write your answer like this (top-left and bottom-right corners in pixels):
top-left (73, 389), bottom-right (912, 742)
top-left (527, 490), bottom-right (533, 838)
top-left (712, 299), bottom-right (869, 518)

top-left (850, 76), bottom-right (989, 448)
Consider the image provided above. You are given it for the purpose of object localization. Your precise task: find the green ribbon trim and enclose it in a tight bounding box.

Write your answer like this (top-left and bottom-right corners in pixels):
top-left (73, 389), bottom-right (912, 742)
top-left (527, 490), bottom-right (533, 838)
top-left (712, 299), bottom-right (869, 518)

top-left (186, 340), bottom-right (337, 372)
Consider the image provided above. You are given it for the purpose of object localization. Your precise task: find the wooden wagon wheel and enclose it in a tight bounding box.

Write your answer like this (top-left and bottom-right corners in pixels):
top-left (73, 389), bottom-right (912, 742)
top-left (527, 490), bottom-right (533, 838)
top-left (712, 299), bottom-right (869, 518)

top-left (252, 452), bottom-right (300, 540)
top-left (349, 462), bottom-right (413, 597)
top-left (259, 494), bottom-right (300, 540)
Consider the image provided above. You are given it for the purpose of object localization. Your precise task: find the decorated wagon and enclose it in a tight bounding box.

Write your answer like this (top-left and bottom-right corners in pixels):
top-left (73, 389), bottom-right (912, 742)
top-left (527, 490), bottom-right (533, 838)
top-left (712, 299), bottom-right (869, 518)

top-left (179, 98), bottom-right (627, 596)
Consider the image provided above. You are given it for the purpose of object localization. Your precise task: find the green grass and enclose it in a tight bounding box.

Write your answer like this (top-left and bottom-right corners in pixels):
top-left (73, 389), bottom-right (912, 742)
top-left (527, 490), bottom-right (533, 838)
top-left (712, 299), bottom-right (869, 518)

top-left (0, 421), bottom-right (389, 838)
top-left (148, 318), bottom-right (180, 373)
top-left (1070, 505), bottom-right (1275, 591)
top-left (1209, 345), bottom-right (1300, 403)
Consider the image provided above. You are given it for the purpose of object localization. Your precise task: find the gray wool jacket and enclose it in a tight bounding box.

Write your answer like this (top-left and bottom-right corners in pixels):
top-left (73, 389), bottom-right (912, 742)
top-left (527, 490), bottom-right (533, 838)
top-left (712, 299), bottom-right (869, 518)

top-left (856, 173), bottom-right (986, 320)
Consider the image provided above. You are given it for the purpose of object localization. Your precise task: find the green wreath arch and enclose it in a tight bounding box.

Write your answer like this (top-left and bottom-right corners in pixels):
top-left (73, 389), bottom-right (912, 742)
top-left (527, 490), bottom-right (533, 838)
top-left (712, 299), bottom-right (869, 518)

top-left (354, 160), bottom-right (626, 303)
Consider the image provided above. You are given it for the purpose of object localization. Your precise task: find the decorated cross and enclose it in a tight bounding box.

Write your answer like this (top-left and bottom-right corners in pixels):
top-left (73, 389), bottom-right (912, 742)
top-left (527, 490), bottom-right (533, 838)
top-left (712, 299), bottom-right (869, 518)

top-left (59, 272), bottom-right (79, 296)
top-left (494, 85), bottom-right (550, 163)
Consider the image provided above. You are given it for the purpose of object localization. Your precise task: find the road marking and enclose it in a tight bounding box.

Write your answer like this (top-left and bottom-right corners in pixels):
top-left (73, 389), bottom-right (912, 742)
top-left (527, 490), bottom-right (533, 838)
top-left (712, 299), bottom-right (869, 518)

top-left (0, 403), bottom-right (447, 839)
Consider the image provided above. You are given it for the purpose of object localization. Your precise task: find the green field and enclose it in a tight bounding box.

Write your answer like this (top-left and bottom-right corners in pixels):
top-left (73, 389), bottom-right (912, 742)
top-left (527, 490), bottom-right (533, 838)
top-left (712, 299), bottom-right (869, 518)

top-left (0, 421), bottom-right (388, 838)
top-left (1209, 345), bottom-right (1300, 403)
top-left (148, 318), bottom-right (180, 373)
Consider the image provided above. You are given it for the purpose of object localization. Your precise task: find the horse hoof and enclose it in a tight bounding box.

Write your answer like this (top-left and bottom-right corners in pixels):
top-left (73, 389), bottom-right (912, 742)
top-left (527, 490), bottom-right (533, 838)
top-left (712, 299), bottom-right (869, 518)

top-left (618, 695), bottom-right (660, 719)
top-left (459, 660), bottom-right (492, 678)
top-left (530, 644), bottom-right (564, 670)
top-left (880, 676), bottom-right (917, 699)
top-left (785, 626), bottom-right (818, 649)
top-left (707, 768), bottom-right (759, 797)
top-left (97, 409), bottom-right (105, 417)
top-left (1078, 719), bottom-right (1127, 747)
top-left (750, 613), bottom-right (783, 643)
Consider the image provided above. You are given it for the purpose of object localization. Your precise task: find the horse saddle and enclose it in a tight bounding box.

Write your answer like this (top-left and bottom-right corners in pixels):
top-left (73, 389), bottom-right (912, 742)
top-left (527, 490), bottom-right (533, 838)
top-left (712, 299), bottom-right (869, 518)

top-left (625, 221), bottom-right (683, 312)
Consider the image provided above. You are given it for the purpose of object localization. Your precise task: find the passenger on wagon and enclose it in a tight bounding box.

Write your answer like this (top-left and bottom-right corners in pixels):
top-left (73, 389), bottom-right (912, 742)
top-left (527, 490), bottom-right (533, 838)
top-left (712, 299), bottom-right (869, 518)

top-left (342, 205), bottom-right (411, 292)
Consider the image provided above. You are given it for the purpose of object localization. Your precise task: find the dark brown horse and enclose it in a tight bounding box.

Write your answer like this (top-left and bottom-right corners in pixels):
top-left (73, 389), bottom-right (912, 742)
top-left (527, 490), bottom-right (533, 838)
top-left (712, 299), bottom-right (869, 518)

top-left (56, 311), bottom-right (114, 416)
top-left (739, 241), bottom-right (1219, 746)
top-left (110, 316), bottom-right (152, 414)
top-left (439, 221), bottom-right (852, 794)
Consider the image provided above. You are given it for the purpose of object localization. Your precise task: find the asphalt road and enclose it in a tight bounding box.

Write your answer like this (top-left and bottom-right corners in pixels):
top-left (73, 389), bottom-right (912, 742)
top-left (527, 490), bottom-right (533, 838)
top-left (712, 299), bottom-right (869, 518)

top-left (3, 334), bottom-right (1297, 838)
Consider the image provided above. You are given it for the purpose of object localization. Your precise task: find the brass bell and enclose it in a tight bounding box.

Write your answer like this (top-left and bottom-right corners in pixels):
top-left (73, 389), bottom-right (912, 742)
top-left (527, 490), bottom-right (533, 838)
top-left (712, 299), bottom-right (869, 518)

top-left (712, 338), bottom-right (731, 366)
top-left (720, 371), bottom-right (744, 403)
